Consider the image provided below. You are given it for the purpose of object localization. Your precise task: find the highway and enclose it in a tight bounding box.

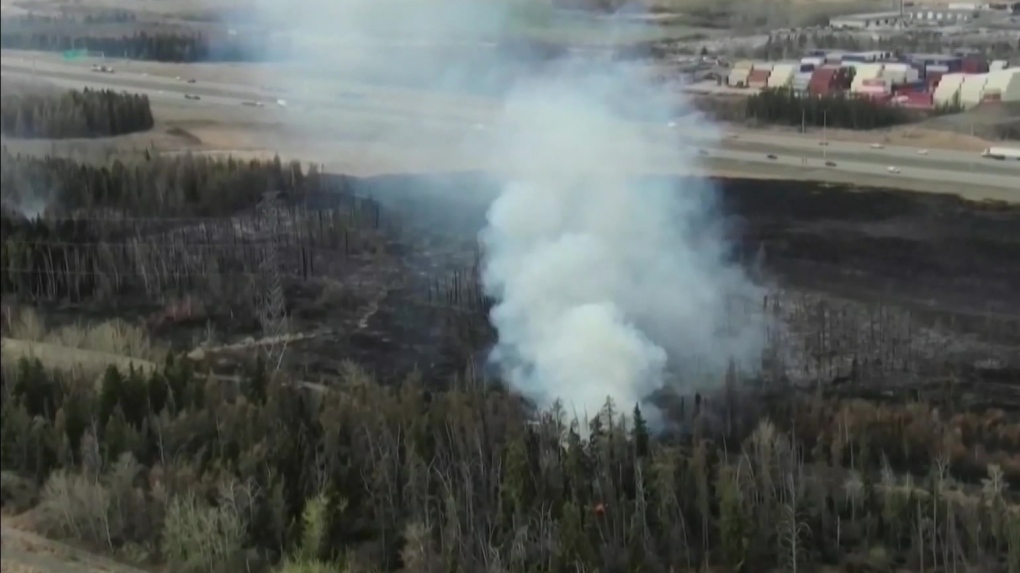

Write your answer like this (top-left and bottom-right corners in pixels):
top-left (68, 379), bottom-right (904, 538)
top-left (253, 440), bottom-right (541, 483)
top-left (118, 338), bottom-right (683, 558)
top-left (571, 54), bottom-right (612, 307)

top-left (2, 52), bottom-right (1019, 199)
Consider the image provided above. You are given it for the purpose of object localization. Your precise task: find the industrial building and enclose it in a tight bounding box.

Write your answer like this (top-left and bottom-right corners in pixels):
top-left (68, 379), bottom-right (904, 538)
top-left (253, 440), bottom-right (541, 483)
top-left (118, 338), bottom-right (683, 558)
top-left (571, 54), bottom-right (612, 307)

top-left (829, 11), bottom-right (905, 29)
top-left (767, 62), bottom-right (798, 89)
top-left (905, 7), bottom-right (976, 22)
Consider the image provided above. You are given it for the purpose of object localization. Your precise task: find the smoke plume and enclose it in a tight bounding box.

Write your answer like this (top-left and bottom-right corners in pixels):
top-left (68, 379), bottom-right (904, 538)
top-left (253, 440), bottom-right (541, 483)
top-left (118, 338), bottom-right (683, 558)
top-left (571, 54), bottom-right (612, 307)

top-left (482, 66), bottom-right (765, 426)
top-left (243, 0), bottom-right (766, 425)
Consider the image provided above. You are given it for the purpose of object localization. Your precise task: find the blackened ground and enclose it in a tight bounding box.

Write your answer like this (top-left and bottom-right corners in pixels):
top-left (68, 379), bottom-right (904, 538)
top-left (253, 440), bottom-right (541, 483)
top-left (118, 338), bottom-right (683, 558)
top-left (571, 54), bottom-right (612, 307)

top-left (139, 173), bottom-right (1019, 404)
top-left (345, 173), bottom-right (1020, 384)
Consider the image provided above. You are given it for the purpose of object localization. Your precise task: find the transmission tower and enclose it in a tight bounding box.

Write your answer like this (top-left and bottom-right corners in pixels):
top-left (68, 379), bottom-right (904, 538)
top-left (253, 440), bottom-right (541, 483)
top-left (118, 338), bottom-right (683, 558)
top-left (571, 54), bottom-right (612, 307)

top-left (255, 191), bottom-right (289, 369)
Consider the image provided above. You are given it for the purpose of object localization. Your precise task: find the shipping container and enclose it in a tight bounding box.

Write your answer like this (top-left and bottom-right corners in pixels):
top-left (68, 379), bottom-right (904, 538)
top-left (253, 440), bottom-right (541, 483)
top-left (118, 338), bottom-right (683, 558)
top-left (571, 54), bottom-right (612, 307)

top-left (990, 60), bottom-right (1009, 72)
top-left (801, 56), bottom-right (825, 68)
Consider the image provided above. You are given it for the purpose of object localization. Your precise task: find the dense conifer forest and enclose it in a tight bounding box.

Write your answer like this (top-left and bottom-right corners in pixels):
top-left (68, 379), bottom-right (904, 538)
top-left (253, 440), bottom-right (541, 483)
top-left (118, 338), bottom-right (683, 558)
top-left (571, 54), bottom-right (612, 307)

top-left (1, 356), bottom-right (1018, 573)
top-left (0, 150), bottom-right (325, 217)
top-left (746, 88), bottom-right (912, 130)
top-left (0, 88), bottom-right (154, 138)
top-left (0, 28), bottom-right (287, 62)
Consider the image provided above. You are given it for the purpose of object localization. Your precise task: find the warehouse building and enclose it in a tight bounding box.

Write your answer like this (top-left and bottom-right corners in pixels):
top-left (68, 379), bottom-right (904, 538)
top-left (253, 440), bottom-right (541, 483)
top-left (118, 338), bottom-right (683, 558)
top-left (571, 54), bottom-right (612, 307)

top-left (830, 11), bottom-right (905, 29)
top-left (905, 7), bottom-right (976, 22)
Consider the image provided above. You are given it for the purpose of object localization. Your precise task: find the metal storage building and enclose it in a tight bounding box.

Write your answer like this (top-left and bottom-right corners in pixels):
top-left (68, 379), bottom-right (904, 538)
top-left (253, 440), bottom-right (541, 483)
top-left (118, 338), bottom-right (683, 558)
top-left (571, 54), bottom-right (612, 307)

top-left (767, 62), bottom-right (797, 88)
top-left (880, 62), bottom-right (918, 86)
top-left (961, 56), bottom-right (989, 74)
top-left (727, 60), bottom-right (754, 87)
top-left (808, 66), bottom-right (845, 96)
top-left (959, 74), bottom-right (989, 108)
top-left (856, 78), bottom-right (892, 97)
top-left (984, 68), bottom-right (1020, 103)
top-left (747, 69), bottom-right (771, 89)
top-left (791, 71), bottom-right (813, 94)
top-left (933, 73), bottom-right (966, 107)
top-left (747, 63), bottom-right (773, 89)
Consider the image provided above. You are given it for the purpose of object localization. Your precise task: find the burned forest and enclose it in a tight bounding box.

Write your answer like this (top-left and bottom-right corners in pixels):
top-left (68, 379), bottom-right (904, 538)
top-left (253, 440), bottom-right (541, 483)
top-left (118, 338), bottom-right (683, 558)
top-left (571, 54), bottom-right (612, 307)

top-left (2, 151), bottom-right (1019, 573)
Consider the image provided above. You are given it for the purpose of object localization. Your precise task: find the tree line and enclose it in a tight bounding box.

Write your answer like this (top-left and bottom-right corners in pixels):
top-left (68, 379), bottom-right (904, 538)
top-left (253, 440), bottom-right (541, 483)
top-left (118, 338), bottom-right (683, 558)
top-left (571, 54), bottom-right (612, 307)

top-left (0, 29), bottom-right (288, 62)
top-left (0, 149), bottom-right (330, 218)
top-left (7, 9), bottom-right (137, 24)
top-left (0, 88), bottom-right (154, 139)
top-left (692, 88), bottom-right (917, 130)
top-left (750, 30), bottom-right (1019, 61)
top-left (745, 88), bottom-right (915, 130)
top-left (1, 355), bottom-right (1017, 573)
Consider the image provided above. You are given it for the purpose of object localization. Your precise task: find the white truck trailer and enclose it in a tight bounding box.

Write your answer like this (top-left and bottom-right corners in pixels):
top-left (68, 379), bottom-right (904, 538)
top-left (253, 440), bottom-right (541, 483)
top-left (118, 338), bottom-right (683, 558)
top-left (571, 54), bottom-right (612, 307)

top-left (981, 147), bottom-right (1020, 160)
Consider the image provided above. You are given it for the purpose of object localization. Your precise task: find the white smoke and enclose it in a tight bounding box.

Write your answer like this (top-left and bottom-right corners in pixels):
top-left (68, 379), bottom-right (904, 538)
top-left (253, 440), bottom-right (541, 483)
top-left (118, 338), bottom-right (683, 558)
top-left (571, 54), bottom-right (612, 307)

top-left (241, 0), bottom-right (767, 425)
top-left (481, 69), bottom-right (765, 425)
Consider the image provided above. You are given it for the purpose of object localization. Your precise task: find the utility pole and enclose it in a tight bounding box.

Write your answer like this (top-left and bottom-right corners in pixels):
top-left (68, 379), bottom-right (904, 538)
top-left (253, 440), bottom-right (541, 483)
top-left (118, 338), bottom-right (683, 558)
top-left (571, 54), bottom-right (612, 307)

top-left (802, 109), bottom-right (807, 165)
top-left (823, 111), bottom-right (828, 159)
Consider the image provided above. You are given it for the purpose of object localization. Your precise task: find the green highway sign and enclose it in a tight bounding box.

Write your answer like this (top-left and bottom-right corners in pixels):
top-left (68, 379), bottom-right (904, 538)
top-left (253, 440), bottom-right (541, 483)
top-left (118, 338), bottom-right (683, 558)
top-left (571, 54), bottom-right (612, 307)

top-left (62, 49), bottom-right (87, 60)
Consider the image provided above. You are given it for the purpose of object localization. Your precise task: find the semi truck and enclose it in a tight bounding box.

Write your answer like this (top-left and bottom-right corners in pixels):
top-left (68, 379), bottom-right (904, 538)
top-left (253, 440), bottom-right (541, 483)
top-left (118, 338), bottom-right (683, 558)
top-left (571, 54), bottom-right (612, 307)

top-left (981, 147), bottom-right (1020, 160)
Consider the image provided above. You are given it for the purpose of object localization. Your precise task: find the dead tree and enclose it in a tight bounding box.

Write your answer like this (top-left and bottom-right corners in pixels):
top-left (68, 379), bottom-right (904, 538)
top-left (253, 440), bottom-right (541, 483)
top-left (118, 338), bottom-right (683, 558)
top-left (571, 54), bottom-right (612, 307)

top-left (255, 191), bottom-right (290, 370)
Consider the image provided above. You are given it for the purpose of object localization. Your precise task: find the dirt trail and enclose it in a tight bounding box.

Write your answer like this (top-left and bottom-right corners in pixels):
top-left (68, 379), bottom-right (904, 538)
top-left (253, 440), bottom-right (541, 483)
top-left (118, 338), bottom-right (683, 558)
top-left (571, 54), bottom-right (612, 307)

top-left (1, 525), bottom-right (148, 573)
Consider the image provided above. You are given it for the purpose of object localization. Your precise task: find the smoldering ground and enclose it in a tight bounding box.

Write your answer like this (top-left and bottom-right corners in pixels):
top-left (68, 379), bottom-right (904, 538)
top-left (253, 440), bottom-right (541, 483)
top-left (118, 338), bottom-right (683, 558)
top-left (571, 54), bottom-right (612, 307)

top-left (241, 0), bottom-right (769, 429)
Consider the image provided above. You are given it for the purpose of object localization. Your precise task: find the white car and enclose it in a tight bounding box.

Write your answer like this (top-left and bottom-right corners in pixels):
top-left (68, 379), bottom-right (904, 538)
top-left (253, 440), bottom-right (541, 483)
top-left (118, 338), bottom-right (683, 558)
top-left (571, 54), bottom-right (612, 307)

top-left (871, 143), bottom-right (885, 149)
top-left (887, 166), bottom-right (900, 174)
top-left (916, 149), bottom-right (928, 155)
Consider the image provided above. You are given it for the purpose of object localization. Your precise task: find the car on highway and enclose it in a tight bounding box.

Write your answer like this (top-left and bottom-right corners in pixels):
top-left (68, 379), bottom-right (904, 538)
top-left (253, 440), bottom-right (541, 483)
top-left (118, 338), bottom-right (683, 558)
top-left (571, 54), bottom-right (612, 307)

top-left (766, 154), bottom-right (778, 160)
top-left (871, 143), bottom-right (885, 149)
top-left (697, 149), bottom-right (708, 156)
top-left (887, 166), bottom-right (900, 174)
top-left (825, 161), bottom-right (837, 167)
top-left (917, 149), bottom-right (929, 155)
top-left (187, 78), bottom-right (197, 84)
top-left (184, 94), bottom-right (201, 100)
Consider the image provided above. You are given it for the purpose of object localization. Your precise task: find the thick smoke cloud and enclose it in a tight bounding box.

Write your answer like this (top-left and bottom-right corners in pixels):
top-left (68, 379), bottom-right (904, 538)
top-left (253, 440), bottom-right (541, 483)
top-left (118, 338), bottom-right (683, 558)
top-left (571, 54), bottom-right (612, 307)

top-left (243, 0), bottom-right (766, 426)
top-left (482, 68), bottom-right (765, 426)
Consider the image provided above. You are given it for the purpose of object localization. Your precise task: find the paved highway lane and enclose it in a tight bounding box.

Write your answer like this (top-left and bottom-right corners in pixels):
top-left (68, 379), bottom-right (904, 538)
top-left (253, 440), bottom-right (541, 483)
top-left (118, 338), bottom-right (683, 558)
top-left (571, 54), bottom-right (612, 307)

top-left (3, 54), bottom-right (1018, 198)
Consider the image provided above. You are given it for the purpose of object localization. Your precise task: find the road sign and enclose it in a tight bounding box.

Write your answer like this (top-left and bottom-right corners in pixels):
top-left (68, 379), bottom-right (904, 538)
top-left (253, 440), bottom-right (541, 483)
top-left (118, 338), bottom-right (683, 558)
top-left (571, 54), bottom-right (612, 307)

top-left (62, 49), bottom-right (87, 60)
